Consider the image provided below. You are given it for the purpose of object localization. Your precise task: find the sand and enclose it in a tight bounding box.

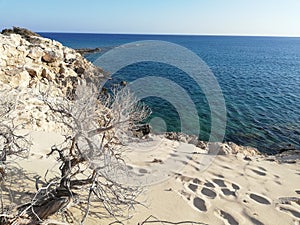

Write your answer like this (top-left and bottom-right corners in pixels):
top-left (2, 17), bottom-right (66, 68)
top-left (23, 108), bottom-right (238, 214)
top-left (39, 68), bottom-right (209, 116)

top-left (3, 131), bottom-right (300, 225)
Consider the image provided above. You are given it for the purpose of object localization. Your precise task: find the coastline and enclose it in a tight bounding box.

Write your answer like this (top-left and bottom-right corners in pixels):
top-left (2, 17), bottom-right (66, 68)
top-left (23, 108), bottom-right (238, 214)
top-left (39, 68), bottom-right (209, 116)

top-left (0, 28), bottom-right (299, 224)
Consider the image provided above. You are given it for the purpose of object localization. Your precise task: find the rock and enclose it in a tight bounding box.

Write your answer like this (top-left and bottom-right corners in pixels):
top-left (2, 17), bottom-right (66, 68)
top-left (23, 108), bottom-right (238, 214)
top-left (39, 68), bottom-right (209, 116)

top-left (196, 141), bottom-right (207, 149)
top-left (4, 33), bottom-right (22, 47)
top-left (75, 47), bottom-right (101, 55)
top-left (9, 70), bottom-right (30, 88)
top-left (120, 80), bottom-right (127, 86)
top-left (64, 52), bottom-right (77, 61)
top-left (42, 51), bottom-right (58, 63)
top-left (217, 143), bottom-right (233, 155)
top-left (272, 150), bottom-right (300, 163)
top-left (27, 47), bottom-right (44, 60)
top-left (227, 142), bottom-right (260, 156)
top-left (0, 27), bottom-right (105, 132)
top-left (75, 67), bottom-right (85, 75)
top-left (132, 124), bottom-right (151, 138)
top-left (41, 68), bottom-right (56, 81)
top-left (164, 132), bottom-right (198, 144)
top-left (59, 64), bottom-right (66, 74)
top-left (25, 65), bottom-right (42, 77)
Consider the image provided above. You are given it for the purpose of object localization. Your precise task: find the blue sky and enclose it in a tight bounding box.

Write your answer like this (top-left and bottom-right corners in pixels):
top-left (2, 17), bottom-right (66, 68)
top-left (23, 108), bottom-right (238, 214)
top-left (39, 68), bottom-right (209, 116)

top-left (0, 0), bottom-right (299, 36)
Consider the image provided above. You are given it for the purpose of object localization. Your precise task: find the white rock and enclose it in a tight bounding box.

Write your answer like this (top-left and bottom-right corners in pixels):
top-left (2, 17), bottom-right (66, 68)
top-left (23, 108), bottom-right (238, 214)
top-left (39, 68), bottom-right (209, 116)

top-left (7, 34), bottom-right (22, 47)
top-left (10, 70), bottom-right (30, 88)
top-left (65, 53), bottom-right (77, 61)
top-left (27, 47), bottom-right (44, 60)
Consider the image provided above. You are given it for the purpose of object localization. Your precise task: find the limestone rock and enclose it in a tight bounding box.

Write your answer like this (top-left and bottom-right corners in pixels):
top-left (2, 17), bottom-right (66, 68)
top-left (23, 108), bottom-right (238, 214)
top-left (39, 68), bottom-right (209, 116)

top-left (41, 68), bottom-right (56, 81)
top-left (27, 47), bottom-right (44, 60)
top-left (42, 51), bottom-right (58, 63)
top-left (0, 27), bottom-right (105, 133)
top-left (9, 70), bottom-right (30, 88)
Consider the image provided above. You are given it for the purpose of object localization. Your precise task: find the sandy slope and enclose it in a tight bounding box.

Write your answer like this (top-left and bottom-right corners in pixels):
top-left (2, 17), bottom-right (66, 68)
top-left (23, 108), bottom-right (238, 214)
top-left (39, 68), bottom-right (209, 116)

top-left (4, 131), bottom-right (300, 225)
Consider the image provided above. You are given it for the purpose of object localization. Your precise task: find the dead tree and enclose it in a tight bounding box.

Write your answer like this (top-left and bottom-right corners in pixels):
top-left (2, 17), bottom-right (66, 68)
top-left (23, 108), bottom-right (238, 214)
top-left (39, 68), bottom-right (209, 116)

top-left (0, 87), bottom-right (32, 224)
top-left (10, 80), bottom-right (150, 224)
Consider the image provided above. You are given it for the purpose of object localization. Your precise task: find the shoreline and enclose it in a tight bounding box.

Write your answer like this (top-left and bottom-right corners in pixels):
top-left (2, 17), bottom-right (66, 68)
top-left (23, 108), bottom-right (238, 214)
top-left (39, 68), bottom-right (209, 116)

top-left (0, 28), bottom-right (299, 224)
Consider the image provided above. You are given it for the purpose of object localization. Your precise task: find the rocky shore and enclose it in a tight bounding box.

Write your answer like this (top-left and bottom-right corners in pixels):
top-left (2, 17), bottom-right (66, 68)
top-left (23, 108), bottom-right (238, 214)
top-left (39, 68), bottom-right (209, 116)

top-left (0, 27), bottom-right (298, 160)
top-left (0, 27), bottom-right (104, 131)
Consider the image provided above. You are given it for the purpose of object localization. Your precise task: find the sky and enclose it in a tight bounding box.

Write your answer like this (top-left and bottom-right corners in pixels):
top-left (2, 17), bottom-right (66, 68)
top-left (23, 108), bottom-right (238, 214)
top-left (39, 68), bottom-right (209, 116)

top-left (0, 0), bottom-right (299, 36)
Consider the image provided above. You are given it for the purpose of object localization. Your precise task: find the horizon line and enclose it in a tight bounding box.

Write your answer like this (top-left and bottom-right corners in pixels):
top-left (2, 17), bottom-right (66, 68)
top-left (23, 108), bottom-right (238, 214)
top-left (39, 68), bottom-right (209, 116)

top-left (36, 31), bottom-right (300, 38)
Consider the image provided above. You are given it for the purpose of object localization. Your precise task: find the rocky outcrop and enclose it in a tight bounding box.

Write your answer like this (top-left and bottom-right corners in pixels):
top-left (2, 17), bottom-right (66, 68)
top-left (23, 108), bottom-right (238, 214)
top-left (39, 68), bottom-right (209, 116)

top-left (266, 150), bottom-right (300, 164)
top-left (1, 26), bottom-right (41, 41)
top-left (164, 132), bottom-right (261, 157)
top-left (0, 29), bottom-right (104, 93)
top-left (0, 28), bottom-right (105, 132)
top-left (75, 47), bottom-right (101, 55)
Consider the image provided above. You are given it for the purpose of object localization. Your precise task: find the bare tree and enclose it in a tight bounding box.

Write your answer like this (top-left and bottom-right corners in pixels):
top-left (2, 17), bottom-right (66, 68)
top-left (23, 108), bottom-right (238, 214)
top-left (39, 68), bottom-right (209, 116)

top-left (0, 86), bottom-right (32, 224)
top-left (5, 80), bottom-right (150, 224)
top-left (0, 87), bottom-right (31, 165)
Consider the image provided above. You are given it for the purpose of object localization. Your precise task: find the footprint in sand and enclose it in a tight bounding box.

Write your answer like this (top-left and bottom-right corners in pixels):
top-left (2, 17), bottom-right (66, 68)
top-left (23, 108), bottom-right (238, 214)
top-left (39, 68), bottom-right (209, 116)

top-left (215, 209), bottom-right (239, 225)
top-left (257, 166), bottom-right (267, 172)
top-left (179, 189), bottom-right (208, 212)
top-left (212, 178), bottom-right (227, 187)
top-left (276, 197), bottom-right (300, 220)
top-left (232, 183), bottom-right (240, 190)
top-left (176, 174), bottom-right (242, 218)
top-left (248, 216), bottom-right (264, 225)
top-left (193, 197), bottom-right (207, 212)
top-left (211, 177), bottom-right (240, 197)
top-left (251, 169), bottom-right (267, 176)
top-left (138, 168), bottom-right (148, 174)
top-left (221, 188), bottom-right (236, 197)
top-left (244, 210), bottom-right (265, 224)
top-left (249, 193), bottom-right (271, 205)
top-left (201, 187), bottom-right (217, 199)
top-left (193, 178), bottom-right (201, 184)
top-left (204, 181), bottom-right (215, 188)
top-left (245, 166), bottom-right (268, 178)
top-left (278, 206), bottom-right (300, 219)
top-left (188, 183), bottom-right (198, 192)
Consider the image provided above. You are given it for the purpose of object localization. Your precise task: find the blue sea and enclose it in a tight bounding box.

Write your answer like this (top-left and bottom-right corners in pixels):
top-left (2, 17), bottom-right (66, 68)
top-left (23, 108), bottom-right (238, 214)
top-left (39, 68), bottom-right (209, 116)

top-left (41, 33), bottom-right (300, 154)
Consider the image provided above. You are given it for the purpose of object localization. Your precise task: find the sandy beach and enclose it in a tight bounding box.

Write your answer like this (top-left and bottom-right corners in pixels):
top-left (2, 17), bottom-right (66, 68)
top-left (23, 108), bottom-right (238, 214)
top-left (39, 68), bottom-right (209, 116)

top-left (5, 131), bottom-right (299, 225)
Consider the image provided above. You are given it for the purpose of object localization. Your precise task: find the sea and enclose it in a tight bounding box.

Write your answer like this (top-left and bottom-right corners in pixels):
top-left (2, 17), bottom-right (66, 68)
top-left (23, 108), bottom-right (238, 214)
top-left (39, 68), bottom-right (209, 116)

top-left (40, 33), bottom-right (300, 154)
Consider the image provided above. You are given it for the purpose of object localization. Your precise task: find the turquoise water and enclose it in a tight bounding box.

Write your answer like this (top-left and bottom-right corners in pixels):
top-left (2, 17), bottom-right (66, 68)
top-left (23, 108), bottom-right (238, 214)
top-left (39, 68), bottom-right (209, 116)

top-left (41, 33), bottom-right (300, 154)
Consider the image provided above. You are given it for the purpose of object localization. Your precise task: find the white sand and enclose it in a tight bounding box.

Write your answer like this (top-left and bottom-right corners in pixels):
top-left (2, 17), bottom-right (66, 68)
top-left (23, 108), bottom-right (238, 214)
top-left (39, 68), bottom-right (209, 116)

top-left (4, 131), bottom-right (300, 225)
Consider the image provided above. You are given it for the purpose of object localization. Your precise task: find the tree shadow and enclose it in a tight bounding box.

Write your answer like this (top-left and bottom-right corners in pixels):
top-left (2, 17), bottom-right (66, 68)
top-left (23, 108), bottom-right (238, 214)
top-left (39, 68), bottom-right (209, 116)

top-left (0, 161), bottom-right (39, 211)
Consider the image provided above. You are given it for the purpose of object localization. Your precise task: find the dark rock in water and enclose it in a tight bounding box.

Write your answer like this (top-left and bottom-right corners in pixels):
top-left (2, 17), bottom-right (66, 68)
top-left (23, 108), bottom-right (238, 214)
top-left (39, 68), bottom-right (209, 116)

top-left (132, 124), bottom-right (151, 138)
top-left (278, 144), bottom-right (297, 153)
top-left (273, 150), bottom-right (300, 163)
top-left (120, 80), bottom-right (127, 86)
top-left (75, 47), bottom-right (101, 55)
